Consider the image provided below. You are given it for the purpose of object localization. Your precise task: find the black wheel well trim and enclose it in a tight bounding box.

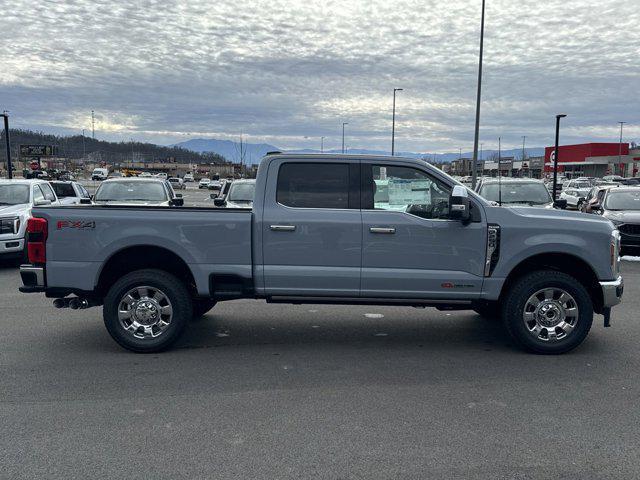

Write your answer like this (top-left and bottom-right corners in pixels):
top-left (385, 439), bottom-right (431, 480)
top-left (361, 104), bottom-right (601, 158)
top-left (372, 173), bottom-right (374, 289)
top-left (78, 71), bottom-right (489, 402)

top-left (95, 244), bottom-right (197, 297)
top-left (499, 252), bottom-right (604, 313)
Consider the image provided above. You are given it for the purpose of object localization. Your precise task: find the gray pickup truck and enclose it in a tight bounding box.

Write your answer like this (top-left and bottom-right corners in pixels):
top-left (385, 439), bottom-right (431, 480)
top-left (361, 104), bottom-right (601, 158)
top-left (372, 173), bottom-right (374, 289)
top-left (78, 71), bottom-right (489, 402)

top-left (19, 154), bottom-right (623, 354)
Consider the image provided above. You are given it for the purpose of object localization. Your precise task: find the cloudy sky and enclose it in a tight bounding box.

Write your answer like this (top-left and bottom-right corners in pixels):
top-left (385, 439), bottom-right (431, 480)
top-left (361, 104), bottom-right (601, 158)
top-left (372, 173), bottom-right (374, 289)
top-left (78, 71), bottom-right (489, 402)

top-left (2, 0), bottom-right (638, 153)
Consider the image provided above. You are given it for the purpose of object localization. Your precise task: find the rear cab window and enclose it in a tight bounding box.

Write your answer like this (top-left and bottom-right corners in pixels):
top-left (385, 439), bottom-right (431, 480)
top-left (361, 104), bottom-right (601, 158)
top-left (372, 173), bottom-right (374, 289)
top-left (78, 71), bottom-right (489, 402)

top-left (276, 162), bottom-right (359, 209)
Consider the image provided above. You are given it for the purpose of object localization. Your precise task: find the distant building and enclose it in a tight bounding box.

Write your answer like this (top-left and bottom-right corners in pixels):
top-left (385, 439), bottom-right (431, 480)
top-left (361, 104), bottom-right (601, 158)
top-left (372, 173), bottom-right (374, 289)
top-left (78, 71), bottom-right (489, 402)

top-left (544, 143), bottom-right (640, 178)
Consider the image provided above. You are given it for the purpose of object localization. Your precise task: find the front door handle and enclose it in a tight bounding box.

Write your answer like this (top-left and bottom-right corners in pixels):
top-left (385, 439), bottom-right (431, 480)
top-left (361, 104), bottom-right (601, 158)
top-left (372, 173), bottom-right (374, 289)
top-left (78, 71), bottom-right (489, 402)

top-left (369, 227), bottom-right (396, 234)
top-left (270, 225), bottom-right (296, 232)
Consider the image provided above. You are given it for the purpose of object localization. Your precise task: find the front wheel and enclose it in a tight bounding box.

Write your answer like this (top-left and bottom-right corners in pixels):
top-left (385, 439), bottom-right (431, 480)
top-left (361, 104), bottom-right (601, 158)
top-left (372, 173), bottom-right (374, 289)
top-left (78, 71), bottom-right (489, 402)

top-left (103, 269), bottom-right (193, 353)
top-left (502, 270), bottom-right (593, 354)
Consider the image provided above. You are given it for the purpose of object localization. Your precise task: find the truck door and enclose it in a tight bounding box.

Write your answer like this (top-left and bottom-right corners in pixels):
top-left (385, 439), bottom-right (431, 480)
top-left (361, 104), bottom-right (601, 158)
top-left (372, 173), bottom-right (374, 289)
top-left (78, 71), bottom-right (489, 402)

top-left (261, 159), bottom-right (361, 296)
top-left (360, 161), bottom-right (486, 299)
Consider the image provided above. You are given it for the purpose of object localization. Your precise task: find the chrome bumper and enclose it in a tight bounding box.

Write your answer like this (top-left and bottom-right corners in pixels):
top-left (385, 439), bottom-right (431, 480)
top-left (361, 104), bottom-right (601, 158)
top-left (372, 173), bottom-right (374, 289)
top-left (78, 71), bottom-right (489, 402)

top-left (600, 276), bottom-right (623, 308)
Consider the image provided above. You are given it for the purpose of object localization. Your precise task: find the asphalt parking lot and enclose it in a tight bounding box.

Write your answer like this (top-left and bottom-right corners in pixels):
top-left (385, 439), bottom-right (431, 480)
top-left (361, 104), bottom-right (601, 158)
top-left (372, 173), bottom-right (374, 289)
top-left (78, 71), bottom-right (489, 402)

top-left (1, 260), bottom-right (640, 479)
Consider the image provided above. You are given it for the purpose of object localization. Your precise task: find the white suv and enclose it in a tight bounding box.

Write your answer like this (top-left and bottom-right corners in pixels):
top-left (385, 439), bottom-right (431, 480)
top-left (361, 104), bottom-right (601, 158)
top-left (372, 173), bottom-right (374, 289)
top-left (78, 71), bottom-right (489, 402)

top-left (0, 179), bottom-right (60, 259)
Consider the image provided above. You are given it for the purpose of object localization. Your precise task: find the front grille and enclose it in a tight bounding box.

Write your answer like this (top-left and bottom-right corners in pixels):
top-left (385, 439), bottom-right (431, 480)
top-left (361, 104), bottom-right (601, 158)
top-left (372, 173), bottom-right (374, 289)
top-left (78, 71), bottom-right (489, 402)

top-left (618, 223), bottom-right (640, 236)
top-left (0, 217), bottom-right (18, 235)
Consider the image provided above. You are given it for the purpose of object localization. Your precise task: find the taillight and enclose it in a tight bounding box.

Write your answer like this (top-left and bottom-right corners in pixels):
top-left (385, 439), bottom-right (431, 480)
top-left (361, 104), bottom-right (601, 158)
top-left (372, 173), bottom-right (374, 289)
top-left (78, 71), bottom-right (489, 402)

top-left (27, 217), bottom-right (48, 264)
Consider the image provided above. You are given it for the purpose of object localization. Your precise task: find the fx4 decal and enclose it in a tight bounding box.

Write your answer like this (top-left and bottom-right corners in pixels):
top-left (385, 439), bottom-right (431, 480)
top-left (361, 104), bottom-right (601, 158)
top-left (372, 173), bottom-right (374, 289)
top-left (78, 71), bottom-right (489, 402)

top-left (57, 220), bottom-right (96, 230)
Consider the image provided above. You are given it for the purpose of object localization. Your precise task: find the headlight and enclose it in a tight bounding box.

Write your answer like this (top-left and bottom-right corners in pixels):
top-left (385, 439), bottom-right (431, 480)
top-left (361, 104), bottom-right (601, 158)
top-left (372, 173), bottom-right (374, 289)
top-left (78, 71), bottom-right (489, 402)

top-left (611, 230), bottom-right (621, 274)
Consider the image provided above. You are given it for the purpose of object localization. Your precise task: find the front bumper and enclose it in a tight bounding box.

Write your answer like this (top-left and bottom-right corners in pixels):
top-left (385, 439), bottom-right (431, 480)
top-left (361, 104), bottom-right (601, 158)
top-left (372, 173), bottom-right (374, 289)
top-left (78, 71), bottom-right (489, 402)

top-left (19, 264), bottom-right (46, 293)
top-left (0, 237), bottom-right (24, 255)
top-left (600, 276), bottom-right (623, 308)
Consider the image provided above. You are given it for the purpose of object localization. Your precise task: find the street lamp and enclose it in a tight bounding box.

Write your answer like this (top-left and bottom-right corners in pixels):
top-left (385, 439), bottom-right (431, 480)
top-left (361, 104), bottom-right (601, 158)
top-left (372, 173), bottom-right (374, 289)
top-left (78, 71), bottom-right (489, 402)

top-left (618, 121), bottom-right (626, 176)
top-left (471, 0), bottom-right (486, 189)
top-left (1, 111), bottom-right (12, 179)
top-left (321, 136), bottom-right (325, 153)
top-left (342, 123), bottom-right (348, 154)
top-left (391, 88), bottom-right (403, 156)
top-left (552, 114), bottom-right (567, 201)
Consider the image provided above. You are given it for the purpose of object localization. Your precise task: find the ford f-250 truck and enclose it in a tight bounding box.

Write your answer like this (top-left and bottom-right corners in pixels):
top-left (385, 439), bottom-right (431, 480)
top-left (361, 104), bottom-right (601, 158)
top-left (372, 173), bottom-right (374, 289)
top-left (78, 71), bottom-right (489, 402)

top-left (19, 154), bottom-right (624, 354)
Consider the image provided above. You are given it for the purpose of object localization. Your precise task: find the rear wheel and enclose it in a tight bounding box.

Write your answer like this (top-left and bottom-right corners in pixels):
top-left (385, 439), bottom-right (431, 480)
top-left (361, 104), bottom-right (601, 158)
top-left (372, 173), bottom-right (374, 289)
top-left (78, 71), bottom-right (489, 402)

top-left (502, 270), bottom-right (593, 354)
top-left (103, 269), bottom-right (192, 353)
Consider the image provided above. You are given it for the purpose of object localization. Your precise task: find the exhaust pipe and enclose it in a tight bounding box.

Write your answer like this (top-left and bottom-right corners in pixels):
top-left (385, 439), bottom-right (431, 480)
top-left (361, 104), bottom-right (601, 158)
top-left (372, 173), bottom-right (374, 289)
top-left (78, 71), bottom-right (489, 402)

top-left (53, 298), bottom-right (71, 309)
top-left (69, 298), bottom-right (90, 310)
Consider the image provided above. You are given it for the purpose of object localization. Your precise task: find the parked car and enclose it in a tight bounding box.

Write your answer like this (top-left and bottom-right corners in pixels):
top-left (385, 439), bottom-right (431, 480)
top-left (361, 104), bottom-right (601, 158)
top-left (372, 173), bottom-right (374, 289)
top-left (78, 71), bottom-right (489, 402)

top-left (621, 177), bottom-right (640, 186)
top-left (476, 178), bottom-right (559, 208)
top-left (207, 179), bottom-right (222, 192)
top-left (580, 184), bottom-right (620, 213)
top-left (168, 177), bottom-right (186, 190)
top-left (108, 171), bottom-right (124, 179)
top-left (213, 179), bottom-right (255, 208)
top-left (586, 186), bottom-right (640, 253)
top-left (154, 173), bottom-right (168, 180)
top-left (20, 154), bottom-right (623, 355)
top-left (92, 178), bottom-right (184, 207)
top-left (559, 178), bottom-right (594, 210)
top-left (91, 168), bottom-right (109, 181)
top-left (183, 173), bottom-right (195, 183)
top-left (50, 181), bottom-right (92, 205)
top-left (139, 172), bottom-right (153, 177)
top-left (0, 179), bottom-right (60, 260)
top-left (198, 178), bottom-right (211, 189)
top-left (603, 175), bottom-right (625, 183)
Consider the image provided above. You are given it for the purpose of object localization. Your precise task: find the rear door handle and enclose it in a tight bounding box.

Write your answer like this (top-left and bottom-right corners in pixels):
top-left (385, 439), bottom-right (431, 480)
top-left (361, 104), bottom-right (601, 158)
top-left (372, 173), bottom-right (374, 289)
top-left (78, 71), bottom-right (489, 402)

top-left (270, 225), bottom-right (296, 232)
top-left (369, 227), bottom-right (396, 234)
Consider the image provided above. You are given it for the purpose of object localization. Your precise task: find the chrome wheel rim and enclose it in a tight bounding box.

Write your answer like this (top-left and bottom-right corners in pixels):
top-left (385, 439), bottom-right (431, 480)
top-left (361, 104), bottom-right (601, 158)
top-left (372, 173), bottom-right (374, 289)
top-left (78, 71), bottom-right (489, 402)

top-left (118, 286), bottom-right (173, 339)
top-left (523, 287), bottom-right (579, 342)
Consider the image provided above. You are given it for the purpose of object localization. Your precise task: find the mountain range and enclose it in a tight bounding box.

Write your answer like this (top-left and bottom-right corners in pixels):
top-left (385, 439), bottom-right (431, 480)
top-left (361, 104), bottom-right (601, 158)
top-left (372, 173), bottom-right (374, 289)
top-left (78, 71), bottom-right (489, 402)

top-left (172, 138), bottom-right (545, 164)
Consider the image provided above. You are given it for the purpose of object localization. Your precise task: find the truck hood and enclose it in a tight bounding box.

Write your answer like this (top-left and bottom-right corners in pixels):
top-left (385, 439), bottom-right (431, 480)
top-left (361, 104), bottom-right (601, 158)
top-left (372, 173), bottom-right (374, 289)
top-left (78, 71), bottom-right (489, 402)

top-left (0, 203), bottom-right (30, 216)
top-left (603, 210), bottom-right (640, 224)
top-left (488, 205), bottom-right (615, 232)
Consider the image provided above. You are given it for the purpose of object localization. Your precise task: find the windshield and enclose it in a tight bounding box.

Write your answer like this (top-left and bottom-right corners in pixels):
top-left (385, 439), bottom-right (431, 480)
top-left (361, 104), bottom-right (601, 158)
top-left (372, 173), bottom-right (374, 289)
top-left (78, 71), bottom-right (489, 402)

top-left (573, 181), bottom-right (591, 189)
top-left (0, 184), bottom-right (30, 205)
top-left (51, 183), bottom-right (75, 198)
top-left (228, 183), bottom-right (255, 202)
top-left (480, 182), bottom-right (552, 205)
top-left (605, 191), bottom-right (640, 210)
top-left (94, 182), bottom-right (168, 202)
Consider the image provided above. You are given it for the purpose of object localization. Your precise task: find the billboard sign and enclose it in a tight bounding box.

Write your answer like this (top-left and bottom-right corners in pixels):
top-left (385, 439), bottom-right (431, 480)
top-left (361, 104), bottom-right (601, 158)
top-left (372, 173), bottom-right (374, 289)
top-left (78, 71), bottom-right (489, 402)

top-left (19, 145), bottom-right (58, 157)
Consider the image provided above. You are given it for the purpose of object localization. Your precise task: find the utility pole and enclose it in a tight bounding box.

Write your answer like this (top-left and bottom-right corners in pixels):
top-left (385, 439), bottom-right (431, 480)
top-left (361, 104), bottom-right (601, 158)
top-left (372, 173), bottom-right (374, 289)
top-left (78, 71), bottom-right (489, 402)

top-left (1, 112), bottom-right (12, 179)
top-left (471, 0), bottom-right (486, 189)
top-left (321, 136), bottom-right (325, 153)
top-left (552, 114), bottom-right (567, 201)
top-left (91, 110), bottom-right (95, 139)
top-left (391, 88), bottom-right (403, 156)
top-left (522, 135), bottom-right (526, 177)
top-left (618, 121), bottom-right (626, 176)
top-left (82, 129), bottom-right (86, 160)
top-left (342, 122), bottom-right (348, 154)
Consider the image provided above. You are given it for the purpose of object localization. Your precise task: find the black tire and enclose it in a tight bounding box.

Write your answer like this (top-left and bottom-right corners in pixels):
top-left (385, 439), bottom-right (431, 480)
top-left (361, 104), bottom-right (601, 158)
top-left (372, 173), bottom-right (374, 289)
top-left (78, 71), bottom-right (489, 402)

top-left (192, 298), bottom-right (217, 319)
top-left (473, 301), bottom-right (500, 320)
top-left (103, 269), bottom-right (193, 353)
top-left (502, 270), bottom-right (593, 354)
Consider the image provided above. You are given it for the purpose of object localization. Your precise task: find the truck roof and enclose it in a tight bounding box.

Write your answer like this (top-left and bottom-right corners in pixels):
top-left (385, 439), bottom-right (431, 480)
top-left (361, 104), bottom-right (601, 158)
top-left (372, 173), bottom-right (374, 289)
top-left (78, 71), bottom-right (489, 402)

top-left (264, 152), bottom-right (416, 162)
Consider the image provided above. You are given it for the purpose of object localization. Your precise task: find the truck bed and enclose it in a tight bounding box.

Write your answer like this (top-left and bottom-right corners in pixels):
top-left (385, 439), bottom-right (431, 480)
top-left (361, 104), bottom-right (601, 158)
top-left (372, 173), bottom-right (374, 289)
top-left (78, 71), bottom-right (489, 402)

top-left (33, 205), bottom-right (253, 296)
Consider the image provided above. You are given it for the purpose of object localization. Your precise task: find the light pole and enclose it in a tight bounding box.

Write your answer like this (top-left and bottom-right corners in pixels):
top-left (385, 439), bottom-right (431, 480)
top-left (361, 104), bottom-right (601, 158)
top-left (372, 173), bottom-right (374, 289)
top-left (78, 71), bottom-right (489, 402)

top-left (1, 112), bottom-right (12, 179)
top-left (552, 114), bottom-right (567, 201)
top-left (522, 135), bottom-right (526, 177)
top-left (391, 88), bottom-right (403, 156)
top-left (471, 0), bottom-right (486, 189)
top-left (82, 129), bottom-right (86, 160)
top-left (321, 136), bottom-right (325, 153)
top-left (618, 121), bottom-right (626, 176)
top-left (342, 123), bottom-right (348, 154)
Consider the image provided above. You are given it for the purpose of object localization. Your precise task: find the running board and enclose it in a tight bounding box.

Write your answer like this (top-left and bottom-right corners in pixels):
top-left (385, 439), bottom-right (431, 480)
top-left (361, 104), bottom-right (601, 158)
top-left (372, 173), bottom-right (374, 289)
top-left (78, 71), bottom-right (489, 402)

top-left (266, 296), bottom-right (473, 308)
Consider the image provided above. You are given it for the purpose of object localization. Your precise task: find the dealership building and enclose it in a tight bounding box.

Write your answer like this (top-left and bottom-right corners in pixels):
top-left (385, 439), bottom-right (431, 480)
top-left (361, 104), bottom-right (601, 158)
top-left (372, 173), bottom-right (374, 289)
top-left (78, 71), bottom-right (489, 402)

top-left (544, 143), bottom-right (640, 178)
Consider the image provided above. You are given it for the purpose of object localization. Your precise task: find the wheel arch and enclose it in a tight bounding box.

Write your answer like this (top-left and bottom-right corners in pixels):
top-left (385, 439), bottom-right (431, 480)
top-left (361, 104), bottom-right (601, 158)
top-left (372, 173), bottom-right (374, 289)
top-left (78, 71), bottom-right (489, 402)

top-left (499, 252), bottom-right (604, 313)
top-left (96, 245), bottom-right (197, 298)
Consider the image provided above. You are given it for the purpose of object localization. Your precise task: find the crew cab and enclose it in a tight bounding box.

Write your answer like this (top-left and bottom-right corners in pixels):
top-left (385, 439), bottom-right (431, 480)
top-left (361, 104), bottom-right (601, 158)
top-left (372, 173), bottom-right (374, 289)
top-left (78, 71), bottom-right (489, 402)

top-left (50, 181), bottom-right (92, 205)
top-left (19, 154), bottom-right (623, 354)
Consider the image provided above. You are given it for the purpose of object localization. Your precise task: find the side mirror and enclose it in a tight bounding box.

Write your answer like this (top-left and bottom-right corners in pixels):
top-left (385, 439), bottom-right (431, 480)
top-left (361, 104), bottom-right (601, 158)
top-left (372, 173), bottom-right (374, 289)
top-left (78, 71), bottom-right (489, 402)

top-left (553, 199), bottom-right (567, 209)
top-left (34, 199), bottom-right (52, 206)
top-left (171, 198), bottom-right (184, 207)
top-left (79, 198), bottom-right (92, 205)
top-left (449, 185), bottom-right (470, 223)
top-left (213, 198), bottom-right (226, 207)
